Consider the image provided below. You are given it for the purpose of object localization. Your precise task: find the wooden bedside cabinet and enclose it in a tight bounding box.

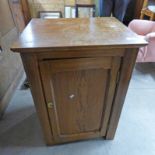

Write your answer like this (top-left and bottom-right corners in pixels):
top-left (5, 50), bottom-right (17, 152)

top-left (11, 17), bottom-right (147, 145)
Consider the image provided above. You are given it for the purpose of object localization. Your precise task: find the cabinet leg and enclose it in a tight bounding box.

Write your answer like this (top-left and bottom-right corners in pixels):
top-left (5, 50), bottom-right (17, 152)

top-left (105, 132), bottom-right (115, 140)
top-left (103, 135), bottom-right (114, 140)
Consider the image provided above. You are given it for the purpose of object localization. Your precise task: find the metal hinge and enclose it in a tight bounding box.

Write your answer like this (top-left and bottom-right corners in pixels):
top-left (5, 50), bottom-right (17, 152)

top-left (47, 102), bottom-right (54, 109)
top-left (116, 71), bottom-right (120, 84)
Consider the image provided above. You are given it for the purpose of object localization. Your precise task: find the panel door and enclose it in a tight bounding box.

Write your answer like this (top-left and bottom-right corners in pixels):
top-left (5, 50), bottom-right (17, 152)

top-left (39, 57), bottom-right (121, 143)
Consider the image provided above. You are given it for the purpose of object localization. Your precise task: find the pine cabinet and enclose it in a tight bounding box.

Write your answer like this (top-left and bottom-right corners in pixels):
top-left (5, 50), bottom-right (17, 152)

top-left (11, 17), bottom-right (147, 145)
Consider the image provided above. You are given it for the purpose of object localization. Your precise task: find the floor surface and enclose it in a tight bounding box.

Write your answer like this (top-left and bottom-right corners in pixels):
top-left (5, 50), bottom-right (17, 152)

top-left (0, 63), bottom-right (155, 155)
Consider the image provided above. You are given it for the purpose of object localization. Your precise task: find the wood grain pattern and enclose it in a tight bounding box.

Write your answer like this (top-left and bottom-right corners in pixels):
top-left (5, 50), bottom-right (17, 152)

top-left (11, 18), bottom-right (147, 145)
top-left (21, 0), bottom-right (31, 24)
top-left (105, 48), bottom-right (139, 139)
top-left (39, 57), bottom-right (121, 143)
top-left (8, 0), bottom-right (31, 33)
top-left (134, 0), bottom-right (145, 18)
top-left (37, 49), bottom-right (125, 60)
top-left (20, 53), bottom-right (54, 145)
top-left (100, 57), bottom-right (121, 136)
top-left (140, 0), bottom-right (155, 21)
top-left (11, 17), bottom-right (147, 52)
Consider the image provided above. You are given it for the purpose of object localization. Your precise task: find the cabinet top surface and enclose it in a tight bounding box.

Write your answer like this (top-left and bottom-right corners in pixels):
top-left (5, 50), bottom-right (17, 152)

top-left (11, 17), bottom-right (147, 53)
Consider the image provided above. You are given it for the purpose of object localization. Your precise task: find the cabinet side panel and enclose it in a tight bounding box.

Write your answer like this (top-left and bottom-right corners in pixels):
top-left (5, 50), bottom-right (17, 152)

top-left (20, 53), bottom-right (54, 145)
top-left (105, 48), bottom-right (138, 139)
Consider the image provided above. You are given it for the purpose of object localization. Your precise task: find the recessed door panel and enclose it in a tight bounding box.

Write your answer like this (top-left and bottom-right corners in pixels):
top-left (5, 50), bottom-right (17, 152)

top-left (52, 68), bottom-right (108, 135)
top-left (39, 57), bottom-right (121, 142)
